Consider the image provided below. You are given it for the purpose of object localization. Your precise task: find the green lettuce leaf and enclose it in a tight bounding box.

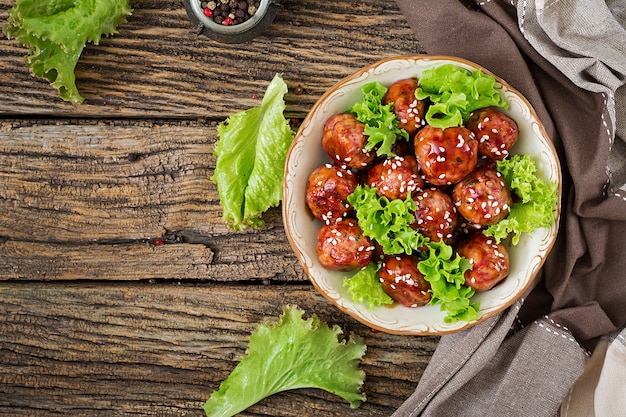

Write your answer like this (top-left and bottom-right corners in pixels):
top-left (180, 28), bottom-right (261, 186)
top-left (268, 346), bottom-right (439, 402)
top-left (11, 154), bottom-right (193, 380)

top-left (3, 0), bottom-right (132, 103)
top-left (415, 64), bottom-right (509, 129)
top-left (347, 184), bottom-right (428, 255)
top-left (418, 241), bottom-right (478, 324)
top-left (346, 184), bottom-right (477, 322)
top-left (203, 305), bottom-right (367, 417)
top-left (484, 154), bottom-right (558, 244)
top-left (349, 82), bottom-right (409, 156)
top-left (211, 74), bottom-right (295, 230)
top-left (343, 262), bottom-right (394, 310)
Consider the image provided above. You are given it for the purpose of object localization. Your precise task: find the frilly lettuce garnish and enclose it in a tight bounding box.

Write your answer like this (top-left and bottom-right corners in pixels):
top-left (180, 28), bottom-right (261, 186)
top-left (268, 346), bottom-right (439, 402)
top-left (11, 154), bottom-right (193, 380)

top-left (349, 82), bottom-right (409, 156)
top-left (343, 262), bottom-right (394, 310)
top-left (418, 240), bottom-right (477, 324)
top-left (211, 74), bottom-right (295, 230)
top-left (347, 184), bottom-right (428, 255)
top-left (347, 184), bottom-right (477, 322)
top-left (3, 0), bottom-right (132, 103)
top-left (484, 154), bottom-right (559, 244)
top-left (202, 305), bottom-right (367, 417)
top-left (415, 63), bottom-right (509, 129)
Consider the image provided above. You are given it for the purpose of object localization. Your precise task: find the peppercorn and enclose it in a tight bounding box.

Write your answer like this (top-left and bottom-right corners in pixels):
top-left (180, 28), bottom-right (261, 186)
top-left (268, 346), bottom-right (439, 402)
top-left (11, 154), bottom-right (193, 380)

top-left (203, 0), bottom-right (260, 25)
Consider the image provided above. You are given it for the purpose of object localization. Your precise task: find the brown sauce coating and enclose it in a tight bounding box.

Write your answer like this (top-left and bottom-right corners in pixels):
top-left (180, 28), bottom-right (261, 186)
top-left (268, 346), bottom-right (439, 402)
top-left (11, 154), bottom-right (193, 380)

top-left (379, 254), bottom-right (432, 307)
top-left (452, 166), bottom-right (512, 226)
top-left (412, 187), bottom-right (458, 244)
top-left (466, 107), bottom-right (518, 161)
top-left (306, 164), bottom-right (358, 224)
top-left (383, 78), bottom-right (427, 136)
top-left (455, 233), bottom-right (509, 291)
top-left (414, 125), bottom-right (478, 186)
top-left (367, 155), bottom-right (424, 200)
top-left (316, 218), bottom-right (374, 271)
top-left (322, 113), bottom-right (375, 170)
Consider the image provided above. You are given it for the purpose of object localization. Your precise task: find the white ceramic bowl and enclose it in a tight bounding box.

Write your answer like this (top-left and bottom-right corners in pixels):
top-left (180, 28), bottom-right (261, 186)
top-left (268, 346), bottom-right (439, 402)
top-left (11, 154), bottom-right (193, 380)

top-left (283, 55), bottom-right (561, 335)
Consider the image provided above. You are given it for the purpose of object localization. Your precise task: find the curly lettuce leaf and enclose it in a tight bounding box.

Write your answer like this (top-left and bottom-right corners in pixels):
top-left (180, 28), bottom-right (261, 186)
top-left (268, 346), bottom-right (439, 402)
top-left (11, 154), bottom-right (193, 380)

top-left (418, 241), bottom-right (478, 324)
top-left (3, 0), bottom-right (132, 103)
top-left (347, 184), bottom-right (477, 322)
top-left (203, 305), bottom-right (367, 417)
top-left (211, 74), bottom-right (295, 230)
top-left (484, 154), bottom-right (558, 244)
top-left (415, 64), bottom-right (508, 129)
top-left (343, 262), bottom-right (394, 310)
top-left (349, 82), bottom-right (409, 156)
top-left (347, 184), bottom-right (428, 255)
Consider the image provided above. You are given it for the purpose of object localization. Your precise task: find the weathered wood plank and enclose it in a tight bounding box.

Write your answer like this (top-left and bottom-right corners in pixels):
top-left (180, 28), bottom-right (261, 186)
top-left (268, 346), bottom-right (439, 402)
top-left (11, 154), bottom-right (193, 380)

top-left (0, 237), bottom-right (303, 282)
top-left (0, 119), bottom-right (306, 281)
top-left (0, 0), bottom-right (424, 118)
top-left (0, 119), bottom-right (226, 242)
top-left (0, 282), bottom-right (438, 416)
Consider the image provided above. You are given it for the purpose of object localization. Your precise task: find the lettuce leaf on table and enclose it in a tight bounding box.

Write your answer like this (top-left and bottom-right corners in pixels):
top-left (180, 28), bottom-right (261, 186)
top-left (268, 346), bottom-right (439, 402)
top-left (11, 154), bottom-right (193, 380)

top-left (3, 0), bottom-right (132, 104)
top-left (211, 74), bottom-right (295, 230)
top-left (203, 305), bottom-right (367, 417)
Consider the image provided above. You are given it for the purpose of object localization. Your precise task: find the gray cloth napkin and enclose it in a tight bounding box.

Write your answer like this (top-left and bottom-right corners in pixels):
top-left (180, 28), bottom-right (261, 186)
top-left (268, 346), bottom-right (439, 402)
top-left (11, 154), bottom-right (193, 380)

top-left (393, 0), bottom-right (626, 416)
top-left (519, 0), bottom-right (626, 195)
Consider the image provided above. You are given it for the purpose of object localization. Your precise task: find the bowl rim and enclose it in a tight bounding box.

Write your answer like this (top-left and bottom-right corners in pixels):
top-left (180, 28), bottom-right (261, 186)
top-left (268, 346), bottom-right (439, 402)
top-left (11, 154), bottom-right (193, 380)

top-left (282, 54), bottom-right (562, 335)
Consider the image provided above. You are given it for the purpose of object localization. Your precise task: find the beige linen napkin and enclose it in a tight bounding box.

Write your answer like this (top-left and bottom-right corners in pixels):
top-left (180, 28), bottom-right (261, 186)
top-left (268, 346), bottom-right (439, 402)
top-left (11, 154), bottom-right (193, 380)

top-left (393, 1), bottom-right (626, 416)
top-left (561, 328), bottom-right (626, 417)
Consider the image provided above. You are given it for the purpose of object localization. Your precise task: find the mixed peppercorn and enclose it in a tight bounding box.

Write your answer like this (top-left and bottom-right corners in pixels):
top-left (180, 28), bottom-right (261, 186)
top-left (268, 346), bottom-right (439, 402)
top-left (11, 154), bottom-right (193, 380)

top-left (201, 0), bottom-right (260, 25)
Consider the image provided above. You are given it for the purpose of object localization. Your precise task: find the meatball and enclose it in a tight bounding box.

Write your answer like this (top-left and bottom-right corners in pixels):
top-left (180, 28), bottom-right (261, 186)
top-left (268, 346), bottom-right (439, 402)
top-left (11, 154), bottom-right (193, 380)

top-left (306, 164), bottom-right (358, 224)
top-left (379, 255), bottom-right (431, 307)
top-left (367, 155), bottom-right (424, 200)
top-left (452, 166), bottom-right (512, 226)
top-left (456, 233), bottom-right (509, 291)
top-left (322, 113), bottom-right (375, 170)
top-left (383, 78), bottom-right (427, 135)
top-left (411, 187), bottom-right (457, 244)
top-left (466, 107), bottom-right (518, 160)
top-left (316, 218), bottom-right (374, 271)
top-left (414, 125), bottom-right (478, 186)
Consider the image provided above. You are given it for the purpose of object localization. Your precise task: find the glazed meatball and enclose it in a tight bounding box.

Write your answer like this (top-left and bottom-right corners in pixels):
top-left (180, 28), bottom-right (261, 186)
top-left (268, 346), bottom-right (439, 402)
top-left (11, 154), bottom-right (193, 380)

top-left (316, 218), bottom-right (374, 271)
top-left (452, 166), bottom-right (512, 226)
top-left (379, 255), bottom-right (431, 307)
top-left (306, 164), bottom-right (358, 224)
top-left (383, 78), bottom-right (427, 135)
top-left (456, 233), bottom-right (509, 291)
top-left (411, 187), bottom-right (457, 244)
top-left (466, 107), bottom-right (518, 160)
top-left (367, 155), bottom-right (424, 200)
top-left (414, 125), bottom-right (478, 186)
top-left (322, 113), bottom-right (375, 170)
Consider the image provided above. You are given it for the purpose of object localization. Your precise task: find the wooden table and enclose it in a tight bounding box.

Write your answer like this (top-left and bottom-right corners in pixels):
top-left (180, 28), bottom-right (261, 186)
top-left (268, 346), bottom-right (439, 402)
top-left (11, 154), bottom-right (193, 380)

top-left (0, 1), bottom-right (439, 415)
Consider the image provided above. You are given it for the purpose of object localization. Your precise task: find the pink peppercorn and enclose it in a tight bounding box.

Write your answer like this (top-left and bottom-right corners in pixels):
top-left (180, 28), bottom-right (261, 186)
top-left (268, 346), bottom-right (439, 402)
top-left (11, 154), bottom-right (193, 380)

top-left (203, 8), bottom-right (213, 17)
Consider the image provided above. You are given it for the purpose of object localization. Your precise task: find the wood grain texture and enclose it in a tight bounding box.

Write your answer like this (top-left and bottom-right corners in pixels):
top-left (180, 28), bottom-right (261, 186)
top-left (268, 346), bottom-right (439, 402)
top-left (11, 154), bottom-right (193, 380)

top-left (0, 0), bottom-right (424, 118)
top-left (0, 118), bottom-right (303, 282)
top-left (0, 282), bottom-right (439, 417)
top-left (0, 0), bottom-right (436, 415)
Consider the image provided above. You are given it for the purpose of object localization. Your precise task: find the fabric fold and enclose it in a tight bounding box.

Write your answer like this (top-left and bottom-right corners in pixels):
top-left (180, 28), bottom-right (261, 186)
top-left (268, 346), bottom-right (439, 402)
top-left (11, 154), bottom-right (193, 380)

top-left (394, 0), bottom-right (626, 415)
